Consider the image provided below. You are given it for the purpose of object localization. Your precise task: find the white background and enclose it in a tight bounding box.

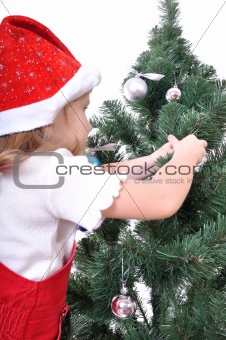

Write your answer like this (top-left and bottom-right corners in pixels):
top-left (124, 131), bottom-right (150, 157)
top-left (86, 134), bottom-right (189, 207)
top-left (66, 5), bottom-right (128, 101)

top-left (1, 0), bottom-right (226, 116)
top-left (1, 0), bottom-right (225, 301)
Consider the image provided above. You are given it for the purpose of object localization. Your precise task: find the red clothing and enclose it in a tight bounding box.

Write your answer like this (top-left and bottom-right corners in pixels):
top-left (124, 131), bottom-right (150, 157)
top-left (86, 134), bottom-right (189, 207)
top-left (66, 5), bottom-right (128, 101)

top-left (0, 243), bottom-right (76, 340)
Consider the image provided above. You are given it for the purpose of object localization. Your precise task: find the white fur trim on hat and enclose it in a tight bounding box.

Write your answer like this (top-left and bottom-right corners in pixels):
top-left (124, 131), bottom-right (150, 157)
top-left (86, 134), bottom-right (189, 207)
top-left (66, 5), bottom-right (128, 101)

top-left (0, 65), bottom-right (101, 136)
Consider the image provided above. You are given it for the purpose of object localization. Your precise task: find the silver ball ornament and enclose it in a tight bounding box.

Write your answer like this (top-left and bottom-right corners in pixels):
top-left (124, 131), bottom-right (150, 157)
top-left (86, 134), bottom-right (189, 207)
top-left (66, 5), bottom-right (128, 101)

top-left (166, 85), bottom-right (181, 102)
top-left (123, 77), bottom-right (148, 102)
top-left (111, 294), bottom-right (137, 319)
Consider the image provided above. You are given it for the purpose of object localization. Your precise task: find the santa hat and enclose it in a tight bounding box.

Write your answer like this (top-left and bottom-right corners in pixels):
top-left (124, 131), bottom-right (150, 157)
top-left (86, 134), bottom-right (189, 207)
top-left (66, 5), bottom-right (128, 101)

top-left (0, 15), bottom-right (101, 136)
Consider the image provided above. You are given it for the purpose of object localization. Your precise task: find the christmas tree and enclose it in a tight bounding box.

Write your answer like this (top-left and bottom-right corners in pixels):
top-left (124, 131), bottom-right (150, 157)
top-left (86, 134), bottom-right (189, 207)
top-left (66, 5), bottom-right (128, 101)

top-left (63, 0), bottom-right (226, 338)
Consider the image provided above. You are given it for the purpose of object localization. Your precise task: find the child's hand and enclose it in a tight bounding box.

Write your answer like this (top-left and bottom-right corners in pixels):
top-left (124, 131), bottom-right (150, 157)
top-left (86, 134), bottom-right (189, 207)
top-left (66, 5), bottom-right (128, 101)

top-left (168, 134), bottom-right (207, 165)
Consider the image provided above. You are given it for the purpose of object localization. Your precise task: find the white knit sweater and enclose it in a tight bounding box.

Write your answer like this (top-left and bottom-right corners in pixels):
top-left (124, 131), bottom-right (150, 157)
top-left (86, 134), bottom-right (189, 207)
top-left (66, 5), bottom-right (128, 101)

top-left (0, 148), bottom-right (126, 281)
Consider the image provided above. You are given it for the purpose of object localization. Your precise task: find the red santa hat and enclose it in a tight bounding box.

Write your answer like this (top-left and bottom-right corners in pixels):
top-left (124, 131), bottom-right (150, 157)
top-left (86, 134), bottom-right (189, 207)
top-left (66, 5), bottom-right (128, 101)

top-left (0, 15), bottom-right (101, 136)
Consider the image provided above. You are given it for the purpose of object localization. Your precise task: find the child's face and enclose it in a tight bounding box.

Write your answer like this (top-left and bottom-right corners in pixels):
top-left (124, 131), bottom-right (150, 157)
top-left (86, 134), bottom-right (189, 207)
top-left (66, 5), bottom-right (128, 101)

top-left (52, 92), bottom-right (92, 153)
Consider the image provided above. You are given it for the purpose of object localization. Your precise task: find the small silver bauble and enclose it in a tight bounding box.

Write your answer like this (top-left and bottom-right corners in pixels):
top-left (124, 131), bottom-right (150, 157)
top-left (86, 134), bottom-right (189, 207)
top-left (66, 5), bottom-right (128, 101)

top-left (111, 294), bottom-right (137, 319)
top-left (123, 77), bottom-right (148, 102)
top-left (166, 84), bottom-right (181, 102)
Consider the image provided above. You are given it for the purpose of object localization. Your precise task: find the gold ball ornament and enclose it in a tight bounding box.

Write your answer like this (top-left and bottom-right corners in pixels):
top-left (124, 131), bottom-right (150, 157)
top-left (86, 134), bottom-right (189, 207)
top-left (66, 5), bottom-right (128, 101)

top-left (166, 84), bottom-right (181, 102)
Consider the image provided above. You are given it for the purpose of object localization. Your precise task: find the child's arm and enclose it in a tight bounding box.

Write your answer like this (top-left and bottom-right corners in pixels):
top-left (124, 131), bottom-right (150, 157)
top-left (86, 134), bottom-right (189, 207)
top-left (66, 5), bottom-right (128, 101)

top-left (102, 140), bottom-right (173, 180)
top-left (101, 135), bottom-right (207, 221)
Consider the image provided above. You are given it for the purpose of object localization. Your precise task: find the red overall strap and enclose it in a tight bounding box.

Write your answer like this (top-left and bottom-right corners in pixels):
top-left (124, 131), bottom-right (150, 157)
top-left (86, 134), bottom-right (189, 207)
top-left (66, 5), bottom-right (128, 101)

top-left (0, 243), bottom-right (76, 340)
top-left (0, 166), bottom-right (12, 173)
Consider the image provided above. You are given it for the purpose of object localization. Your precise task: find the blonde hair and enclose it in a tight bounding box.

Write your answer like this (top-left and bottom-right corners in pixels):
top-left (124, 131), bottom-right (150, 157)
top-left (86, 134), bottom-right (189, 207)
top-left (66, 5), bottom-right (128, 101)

top-left (0, 116), bottom-right (84, 171)
top-left (0, 92), bottom-right (90, 170)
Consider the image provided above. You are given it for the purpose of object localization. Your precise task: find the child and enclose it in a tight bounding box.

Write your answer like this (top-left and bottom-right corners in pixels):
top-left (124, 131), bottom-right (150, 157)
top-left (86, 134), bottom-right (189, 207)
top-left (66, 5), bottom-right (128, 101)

top-left (0, 15), bottom-right (207, 340)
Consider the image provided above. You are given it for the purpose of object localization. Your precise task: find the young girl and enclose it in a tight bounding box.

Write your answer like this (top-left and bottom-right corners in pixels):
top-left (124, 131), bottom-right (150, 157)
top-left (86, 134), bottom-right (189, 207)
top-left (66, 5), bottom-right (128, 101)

top-left (0, 15), bottom-right (207, 340)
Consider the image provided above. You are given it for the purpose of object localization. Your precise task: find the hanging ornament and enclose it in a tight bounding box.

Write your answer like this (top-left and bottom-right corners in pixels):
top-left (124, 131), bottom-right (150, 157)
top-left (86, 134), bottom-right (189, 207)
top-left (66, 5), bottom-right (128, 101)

top-left (111, 289), bottom-right (137, 319)
top-left (166, 84), bottom-right (181, 102)
top-left (166, 72), bottom-right (181, 102)
top-left (123, 77), bottom-right (148, 102)
top-left (123, 69), bottom-right (165, 102)
top-left (111, 254), bottom-right (137, 319)
top-left (86, 143), bottom-right (117, 166)
top-left (87, 155), bottom-right (102, 166)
